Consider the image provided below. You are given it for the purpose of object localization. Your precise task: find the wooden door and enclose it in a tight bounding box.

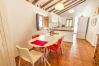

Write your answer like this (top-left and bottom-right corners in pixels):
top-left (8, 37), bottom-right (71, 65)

top-left (43, 17), bottom-right (49, 27)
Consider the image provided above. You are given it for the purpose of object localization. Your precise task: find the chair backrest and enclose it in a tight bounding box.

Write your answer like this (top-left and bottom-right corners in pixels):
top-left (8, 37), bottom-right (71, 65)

top-left (32, 34), bottom-right (39, 39)
top-left (16, 45), bottom-right (33, 63)
top-left (57, 38), bottom-right (62, 47)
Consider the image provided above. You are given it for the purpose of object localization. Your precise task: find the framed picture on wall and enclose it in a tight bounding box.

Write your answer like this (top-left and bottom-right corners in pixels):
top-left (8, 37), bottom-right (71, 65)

top-left (91, 16), bottom-right (97, 27)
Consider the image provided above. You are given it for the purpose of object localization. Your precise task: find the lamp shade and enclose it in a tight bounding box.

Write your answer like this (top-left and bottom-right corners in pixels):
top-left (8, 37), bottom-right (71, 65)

top-left (55, 3), bottom-right (64, 10)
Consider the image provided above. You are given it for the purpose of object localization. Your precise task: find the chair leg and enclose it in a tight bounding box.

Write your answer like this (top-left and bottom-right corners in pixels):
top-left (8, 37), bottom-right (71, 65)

top-left (60, 47), bottom-right (63, 55)
top-left (44, 57), bottom-right (51, 66)
top-left (41, 56), bottom-right (44, 62)
top-left (18, 57), bottom-right (21, 66)
top-left (55, 50), bottom-right (59, 64)
top-left (29, 47), bottom-right (34, 51)
top-left (32, 63), bottom-right (34, 66)
top-left (44, 57), bottom-right (46, 66)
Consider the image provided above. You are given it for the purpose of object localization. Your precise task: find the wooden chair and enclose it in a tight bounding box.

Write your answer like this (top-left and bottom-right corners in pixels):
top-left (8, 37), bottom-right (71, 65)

top-left (16, 45), bottom-right (51, 66)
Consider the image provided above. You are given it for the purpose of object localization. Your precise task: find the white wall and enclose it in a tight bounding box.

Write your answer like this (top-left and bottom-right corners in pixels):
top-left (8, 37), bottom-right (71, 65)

top-left (49, 12), bottom-right (60, 28)
top-left (96, 15), bottom-right (99, 33)
top-left (50, 12), bottom-right (59, 23)
top-left (60, 17), bottom-right (66, 26)
top-left (4, 0), bottom-right (37, 57)
top-left (58, 16), bottom-right (62, 27)
top-left (1, 0), bottom-right (48, 62)
top-left (0, 0), bottom-right (16, 66)
top-left (74, 0), bottom-right (99, 46)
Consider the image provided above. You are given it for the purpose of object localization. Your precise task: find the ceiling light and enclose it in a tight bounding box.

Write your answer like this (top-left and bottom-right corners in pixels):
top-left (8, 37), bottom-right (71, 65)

top-left (55, 3), bottom-right (64, 10)
top-left (68, 9), bottom-right (75, 13)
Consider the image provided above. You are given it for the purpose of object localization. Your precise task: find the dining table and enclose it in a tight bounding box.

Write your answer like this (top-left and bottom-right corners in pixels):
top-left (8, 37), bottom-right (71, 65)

top-left (28, 32), bottom-right (63, 48)
top-left (28, 32), bottom-right (63, 66)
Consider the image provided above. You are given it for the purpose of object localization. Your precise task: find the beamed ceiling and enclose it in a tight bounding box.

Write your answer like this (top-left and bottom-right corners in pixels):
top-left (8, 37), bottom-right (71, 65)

top-left (27, 0), bottom-right (86, 15)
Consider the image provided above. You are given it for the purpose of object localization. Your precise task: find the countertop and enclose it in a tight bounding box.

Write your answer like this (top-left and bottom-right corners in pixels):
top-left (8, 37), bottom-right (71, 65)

top-left (53, 27), bottom-right (74, 32)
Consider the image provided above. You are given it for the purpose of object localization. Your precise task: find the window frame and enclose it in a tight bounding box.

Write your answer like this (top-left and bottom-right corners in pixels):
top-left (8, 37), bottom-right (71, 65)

top-left (66, 18), bottom-right (73, 27)
top-left (36, 14), bottom-right (44, 30)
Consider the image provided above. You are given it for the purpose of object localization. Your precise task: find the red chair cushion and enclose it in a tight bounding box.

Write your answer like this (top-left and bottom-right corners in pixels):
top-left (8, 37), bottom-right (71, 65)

top-left (32, 34), bottom-right (39, 39)
top-left (31, 40), bottom-right (48, 46)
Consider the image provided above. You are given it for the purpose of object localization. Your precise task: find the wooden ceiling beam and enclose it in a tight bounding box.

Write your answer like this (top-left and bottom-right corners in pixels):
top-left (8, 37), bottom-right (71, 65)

top-left (54, 0), bottom-right (78, 13)
top-left (32, 0), bottom-right (39, 4)
top-left (45, 0), bottom-right (62, 10)
top-left (53, 0), bottom-right (77, 13)
top-left (63, 0), bottom-right (70, 4)
top-left (49, 8), bottom-right (55, 12)
top-left (41, 0), bottom-right (54, 8)
top-left (49, 0), bottom-right (70, 12)
top-left (26, 0), bottom-right (29, 1)
top-left (57, 0), bottom-right (86, 15)
top-left (54, 10), bottom-right (58, 13)
top-left (57, 0), bottom-right (83, 13)
top-left (52, 0), bottom-right (77, 12)
top-left (64, 0), bottom-right (78, 7)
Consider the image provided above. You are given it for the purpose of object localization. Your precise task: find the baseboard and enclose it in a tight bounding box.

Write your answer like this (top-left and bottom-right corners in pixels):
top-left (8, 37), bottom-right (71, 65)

top-left (85, 39), bottom-right (95, 48)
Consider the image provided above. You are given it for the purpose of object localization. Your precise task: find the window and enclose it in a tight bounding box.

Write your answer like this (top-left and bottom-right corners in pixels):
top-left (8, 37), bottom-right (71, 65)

top-left (66, 19), bottom-right (73, 27)
top-left (38, 15), bottom-right (43, 28)
top-left (36, 14), bottom-right (43, 30)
